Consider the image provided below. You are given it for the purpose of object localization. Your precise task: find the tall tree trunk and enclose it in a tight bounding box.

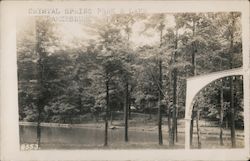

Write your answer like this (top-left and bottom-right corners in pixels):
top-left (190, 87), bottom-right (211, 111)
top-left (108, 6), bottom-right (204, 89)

top-left (78, 87), bottom-right (83, 113)
top-left (190, 40), bottom-right (197, 146)
top-left (168, 103), bottom-right (173, 146)
top-left (149, 103), bottom-right (152, 120)
top-left (172, 68), bottom-right (177, 145)
top-left (126, 27), bottom-right (131, 121)
top-left (36, 108), bottom-right (41, 147)
top-left (36, 63), bottom-right (43, 148)
top-left (229, 12), bottom-right (236, 148)
top-left (172, 28), bottom-right (178, 144)
top-left (128, 100), bottom-right (131, 119)
top-left (230, 76), bottom-right (236, 148)
top-left (110, 111), bottom-right (113, 125)
top-left (190, 20), bottom-right (196, 145)
top-left (175, 96), bottom-right (178, 142)
top-left (168, 57), bottom-right (173, 146)
top-left (124, 80), bottom-right (129, 142)
top-left (190, 112), bottom-right (194, 146)
top-left (158, 59), bottom-right (163, 145)
top-left (104, 79), bottom-right (109, 146)
top-left (158, 22), bottom-right (164, 145)
top-left (36, 21), bottom-right (44, 148)
top-left (196, 110), bottom-right (201, 148)
top-left (226, 117), bottom-right (228, 129)
top-left (219, 80), bottom-right (224, 146)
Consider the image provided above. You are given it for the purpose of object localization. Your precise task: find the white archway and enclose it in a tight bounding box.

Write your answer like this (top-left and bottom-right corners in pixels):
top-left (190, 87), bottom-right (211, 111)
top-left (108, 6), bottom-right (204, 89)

top-left (184, 67), bottom-right (245, 149)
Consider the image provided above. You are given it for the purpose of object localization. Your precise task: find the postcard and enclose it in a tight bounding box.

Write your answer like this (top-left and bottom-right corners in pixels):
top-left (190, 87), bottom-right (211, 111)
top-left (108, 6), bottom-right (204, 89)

top-left (0, 1), bottom-right (249, 160)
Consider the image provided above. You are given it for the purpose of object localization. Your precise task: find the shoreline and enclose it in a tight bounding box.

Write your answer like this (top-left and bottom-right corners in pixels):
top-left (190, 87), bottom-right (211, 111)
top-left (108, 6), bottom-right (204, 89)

top-left (19, 121), bottom-right (244, 139)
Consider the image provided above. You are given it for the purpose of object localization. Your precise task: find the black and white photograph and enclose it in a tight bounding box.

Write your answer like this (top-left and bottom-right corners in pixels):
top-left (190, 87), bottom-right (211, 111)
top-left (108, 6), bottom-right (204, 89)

top-left (17, 11), bottom-right (244, 150)
top-left (1, 1), bottom-right (250, 161)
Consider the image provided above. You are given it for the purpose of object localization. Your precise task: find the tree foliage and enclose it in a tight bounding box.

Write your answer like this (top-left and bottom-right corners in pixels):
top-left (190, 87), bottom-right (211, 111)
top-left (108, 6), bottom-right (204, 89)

top-left (18, 12), bottom-right (243, 147)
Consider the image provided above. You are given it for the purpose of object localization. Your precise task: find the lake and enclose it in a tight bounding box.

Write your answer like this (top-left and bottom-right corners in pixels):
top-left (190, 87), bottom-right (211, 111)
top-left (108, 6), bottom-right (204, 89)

top-left (19, 124), bottom-right (243, 149)
top-left (19, 125), bottom-right (184, 149)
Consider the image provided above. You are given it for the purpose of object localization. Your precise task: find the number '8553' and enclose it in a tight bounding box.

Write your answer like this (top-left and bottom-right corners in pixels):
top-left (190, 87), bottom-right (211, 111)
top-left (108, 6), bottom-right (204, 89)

top-left (20, 144), bottom-right (39, 150)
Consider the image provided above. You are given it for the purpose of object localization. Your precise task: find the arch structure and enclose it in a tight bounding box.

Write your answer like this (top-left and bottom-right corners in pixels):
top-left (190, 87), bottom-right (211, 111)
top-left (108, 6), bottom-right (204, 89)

top-left (184, 67), bottom-right (247, 149)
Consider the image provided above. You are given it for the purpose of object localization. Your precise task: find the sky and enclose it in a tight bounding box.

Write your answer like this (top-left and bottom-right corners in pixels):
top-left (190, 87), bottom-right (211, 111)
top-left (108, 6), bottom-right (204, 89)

top-left (56, 19), bottom-right (160, 48)
top-left (55, 14), bottom-right (176, 48)
top-left (17, 13), bottom-right (176, 50)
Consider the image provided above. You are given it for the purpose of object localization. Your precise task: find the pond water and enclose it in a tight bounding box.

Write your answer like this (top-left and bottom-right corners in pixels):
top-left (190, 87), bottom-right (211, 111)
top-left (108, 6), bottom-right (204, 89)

top-left (20, 125), bottom-right (182, 149)
top-left (19, 125), bottom-right (243, 149)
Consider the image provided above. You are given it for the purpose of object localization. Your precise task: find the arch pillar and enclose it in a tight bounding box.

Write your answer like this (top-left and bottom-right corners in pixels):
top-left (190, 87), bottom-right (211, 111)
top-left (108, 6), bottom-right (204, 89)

top-left (184, 67), bottom-right (244, 149)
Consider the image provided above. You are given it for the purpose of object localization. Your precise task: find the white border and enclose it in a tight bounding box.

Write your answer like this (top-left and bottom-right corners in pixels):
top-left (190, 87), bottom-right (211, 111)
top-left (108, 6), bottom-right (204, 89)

top-left (1, 1), bottom-right (249, 161)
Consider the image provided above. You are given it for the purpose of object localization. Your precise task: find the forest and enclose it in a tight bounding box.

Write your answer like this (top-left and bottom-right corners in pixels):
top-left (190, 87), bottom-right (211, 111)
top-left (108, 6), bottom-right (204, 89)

top-left (17, 12), bottom-right (243, 149)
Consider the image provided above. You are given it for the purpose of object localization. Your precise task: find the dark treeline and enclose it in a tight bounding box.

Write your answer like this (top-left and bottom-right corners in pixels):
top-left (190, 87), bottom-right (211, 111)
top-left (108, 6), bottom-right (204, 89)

top-left (17, 12), bottom-right (243, 148)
